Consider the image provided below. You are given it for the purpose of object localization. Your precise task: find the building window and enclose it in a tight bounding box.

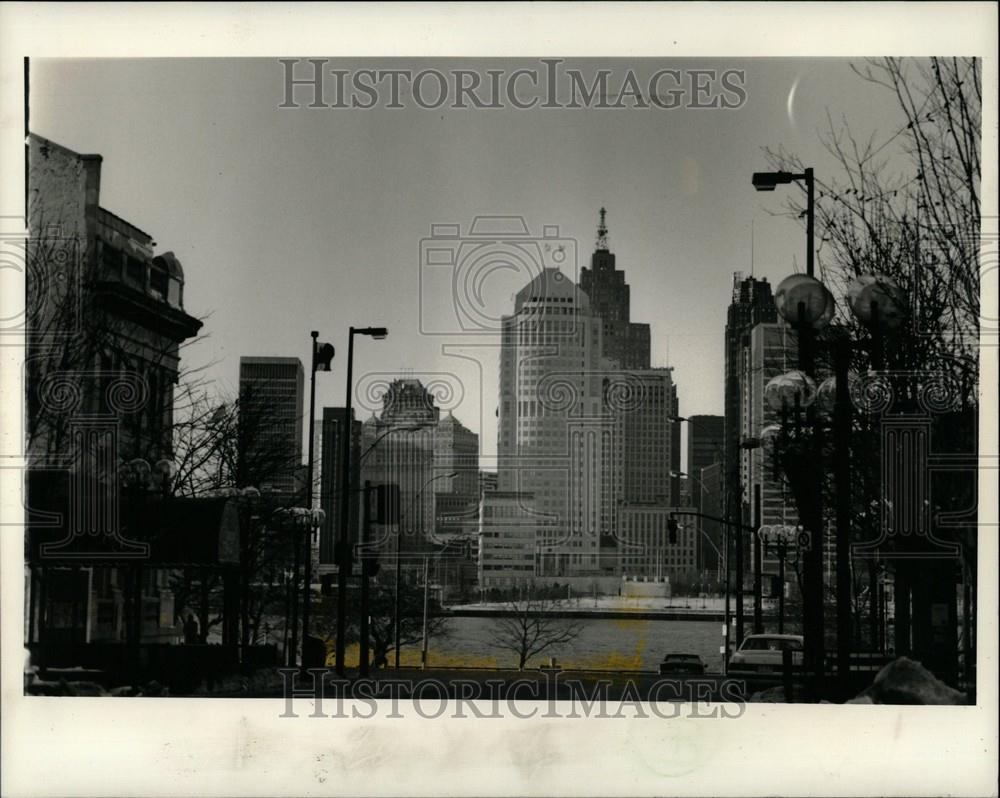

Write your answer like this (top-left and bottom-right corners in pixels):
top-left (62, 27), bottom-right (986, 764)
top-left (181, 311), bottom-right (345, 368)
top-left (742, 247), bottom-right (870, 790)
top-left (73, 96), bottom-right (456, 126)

top-left (101, 241), bottom-right (122, 279)
top-left (147, 371), bottom-right (161, 430)
top-left (150, 266), bottom-right (169, 301)
top-left (125, 256), bottom-right (146, 288)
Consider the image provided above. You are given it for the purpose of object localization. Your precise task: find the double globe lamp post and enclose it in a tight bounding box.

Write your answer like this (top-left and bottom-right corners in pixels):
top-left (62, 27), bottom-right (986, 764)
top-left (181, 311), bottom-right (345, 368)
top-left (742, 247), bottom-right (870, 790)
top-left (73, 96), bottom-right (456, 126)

top-left (753, 168), bottom-right (906, 694)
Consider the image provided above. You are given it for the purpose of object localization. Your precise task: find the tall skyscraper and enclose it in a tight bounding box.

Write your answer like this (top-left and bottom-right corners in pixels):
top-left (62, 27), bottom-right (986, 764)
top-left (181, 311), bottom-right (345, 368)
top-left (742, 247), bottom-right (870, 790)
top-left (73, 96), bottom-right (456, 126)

top-left (491, 214), bottom-right (683, 583)
top-left (724, 274), bottom-right (776, 535)
top-left (362, 379), bottom-right (436, 559)
top-left (744, 323), bottom-right (801, 590)
top-left (238, 357), bottom-right (305, 495)
top-left (687, 414), bottom-right (724, 573)
top-left (578, 211), bottom-right (679, 570)
top-left (318, 407), bottom-right (362, 570)
top-left (670, 389), bottom-right (682, 506)
top-left (360, 378), bottom-right (479, 558)
top-left (579, 208), bottom-right (651, 370)
top-left (618, 368), bottom-right (676, 505)
top-left (497, 267), bottom-right (609, 577)
top-left (688, 415), bottom-right (725, 476)
top-left (433, 412), bottom-right (481, 540)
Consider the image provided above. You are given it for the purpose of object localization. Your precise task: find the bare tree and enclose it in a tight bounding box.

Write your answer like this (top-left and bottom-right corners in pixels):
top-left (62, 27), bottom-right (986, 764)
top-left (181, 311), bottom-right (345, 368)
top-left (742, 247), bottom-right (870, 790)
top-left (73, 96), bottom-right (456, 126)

top-left (492, 590), bottom-right (583, 670)
top-left (764, 57), bottom-right (981, 401)
top-left (165, 380), bottom-right (309, 649)
top-left (309, 576), bottom-right (451, 671)
top-left (762, 58), bottom-right (981, 666)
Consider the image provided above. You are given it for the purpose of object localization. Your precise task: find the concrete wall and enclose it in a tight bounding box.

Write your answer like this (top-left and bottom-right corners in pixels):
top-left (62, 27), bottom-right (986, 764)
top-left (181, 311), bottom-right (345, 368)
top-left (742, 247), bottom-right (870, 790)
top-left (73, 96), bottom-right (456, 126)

top-left (622, 579), bottom-right (671, 598)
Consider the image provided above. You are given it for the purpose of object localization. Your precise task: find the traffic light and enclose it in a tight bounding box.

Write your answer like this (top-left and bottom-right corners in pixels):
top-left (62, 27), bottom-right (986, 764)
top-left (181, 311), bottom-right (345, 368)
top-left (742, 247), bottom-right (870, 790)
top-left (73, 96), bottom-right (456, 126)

top-left (313, 341), bottom-right (335, 372)
top-left (770, 575), bottom-right (783, 598)
top-left (667, 516), bottom-right (679, 544)
top-left (321, 573), bottom-right (335, 596)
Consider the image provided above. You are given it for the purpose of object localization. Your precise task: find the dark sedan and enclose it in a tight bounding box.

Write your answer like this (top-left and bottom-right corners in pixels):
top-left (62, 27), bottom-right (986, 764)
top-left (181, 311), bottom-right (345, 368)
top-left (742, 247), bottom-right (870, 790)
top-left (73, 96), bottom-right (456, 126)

top-left (658, 654), bottom-right (707, 675)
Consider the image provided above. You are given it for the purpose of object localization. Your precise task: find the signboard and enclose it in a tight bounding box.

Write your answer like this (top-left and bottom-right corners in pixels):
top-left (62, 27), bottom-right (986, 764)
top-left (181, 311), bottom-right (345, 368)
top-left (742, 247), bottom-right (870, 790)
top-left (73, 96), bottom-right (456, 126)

top-left (757, 524), bottom-right (811, 550)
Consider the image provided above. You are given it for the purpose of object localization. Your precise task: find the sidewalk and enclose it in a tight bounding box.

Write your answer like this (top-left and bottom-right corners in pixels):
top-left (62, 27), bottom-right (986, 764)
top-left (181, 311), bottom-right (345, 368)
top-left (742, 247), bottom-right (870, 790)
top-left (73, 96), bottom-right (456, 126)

top-left (449, 595), bottom-right (735, 614)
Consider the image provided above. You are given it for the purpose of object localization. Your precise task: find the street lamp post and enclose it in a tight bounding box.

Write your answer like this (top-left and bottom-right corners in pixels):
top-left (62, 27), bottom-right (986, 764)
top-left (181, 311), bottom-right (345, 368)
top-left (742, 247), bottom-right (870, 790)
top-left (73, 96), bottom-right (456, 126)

top-left (731, 437), bottom-right (763, 648)
top-left (755, 177), bottom-right (909, 695)
top-left (335, 326), bottom-right (387, 677)
top-left (420, 555), bottom-right (430, 669)
top-left (754, 167), bottom-right (828, 694)
top-left (763, 309), bottom-right (829, 693)
top-left (300, 332), bottom-right (334, 675)
top-left (759, 525), bottom-right (798, 634)
top-left (752, 484), bottom-right (763, 634)
top-left (751, 169), bottom-right (815, 277)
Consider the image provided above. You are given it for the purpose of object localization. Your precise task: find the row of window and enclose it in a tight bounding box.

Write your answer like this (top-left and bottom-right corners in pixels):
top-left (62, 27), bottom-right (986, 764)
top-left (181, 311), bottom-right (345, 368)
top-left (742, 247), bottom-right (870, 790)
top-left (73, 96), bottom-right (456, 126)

top-left (99, 239), bottom-right (183, 308)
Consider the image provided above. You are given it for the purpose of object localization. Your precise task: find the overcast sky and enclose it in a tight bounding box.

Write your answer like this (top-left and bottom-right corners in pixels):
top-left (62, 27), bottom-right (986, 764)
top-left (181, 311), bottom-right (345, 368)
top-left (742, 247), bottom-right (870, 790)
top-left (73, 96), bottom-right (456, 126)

top-left (30, 57), bottom-right (911, 466)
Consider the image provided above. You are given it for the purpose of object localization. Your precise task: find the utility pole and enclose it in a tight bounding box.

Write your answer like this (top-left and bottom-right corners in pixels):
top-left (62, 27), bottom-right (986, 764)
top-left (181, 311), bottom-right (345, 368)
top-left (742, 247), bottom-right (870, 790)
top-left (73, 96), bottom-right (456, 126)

top-left (335, 331), bottom-right (356, 676)
top-left (778, 539), bottom-right (786, 634)
top-left (359, 481), bottom-right (372, 677)
top-left (753, 484), bottom-right (763, 634)
top-left (833, 339), bottom-right (853, 684)
top-left (288, 533), bottom-right (300, 667)
top-left (300, 332), bottom-right (318, 674)
top-left (735, 506), bottom-right (744, 647)
top-left (420, 556), bottom-right (429, 669)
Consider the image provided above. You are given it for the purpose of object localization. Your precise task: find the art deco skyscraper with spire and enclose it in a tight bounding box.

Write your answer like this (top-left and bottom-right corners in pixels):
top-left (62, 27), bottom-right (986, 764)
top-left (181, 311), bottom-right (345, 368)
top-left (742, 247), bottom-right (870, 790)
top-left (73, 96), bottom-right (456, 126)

top-left (579, 209), bottom-right (678, 507)
top-left (580, 208), bottom-right (651, 371)
top-left (489, 211), bottom-right (685, 584)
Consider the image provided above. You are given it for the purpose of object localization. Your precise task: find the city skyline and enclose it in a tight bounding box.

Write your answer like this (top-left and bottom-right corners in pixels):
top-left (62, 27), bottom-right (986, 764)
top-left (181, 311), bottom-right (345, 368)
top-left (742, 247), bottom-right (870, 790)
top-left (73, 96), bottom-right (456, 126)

top-left (6, 6), bottom-right (994, 791)
top-left (28, 58), bottom-right (917, 467)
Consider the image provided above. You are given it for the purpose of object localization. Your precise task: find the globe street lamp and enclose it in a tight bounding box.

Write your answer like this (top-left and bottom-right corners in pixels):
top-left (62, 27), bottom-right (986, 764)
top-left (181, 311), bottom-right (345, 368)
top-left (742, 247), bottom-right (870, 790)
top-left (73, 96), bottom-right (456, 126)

top-left (755, 166), bottom-right (829, 693)
top-left (769, 261), bottom-right (909, 690)
top-left (335, 326), bottom-right (388, 677)
top-left (847, 274), bottom-right (906, 370)
top-left (757, 523), bottom-right (802, 633)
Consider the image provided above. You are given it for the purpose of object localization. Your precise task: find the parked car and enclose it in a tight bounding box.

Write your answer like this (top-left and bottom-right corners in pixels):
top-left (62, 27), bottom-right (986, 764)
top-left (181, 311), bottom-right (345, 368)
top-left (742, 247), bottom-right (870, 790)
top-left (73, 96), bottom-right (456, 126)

top-left (728, 634), bottom-right (804, 675)
top-left (658, 653), bottom-right (707, 675)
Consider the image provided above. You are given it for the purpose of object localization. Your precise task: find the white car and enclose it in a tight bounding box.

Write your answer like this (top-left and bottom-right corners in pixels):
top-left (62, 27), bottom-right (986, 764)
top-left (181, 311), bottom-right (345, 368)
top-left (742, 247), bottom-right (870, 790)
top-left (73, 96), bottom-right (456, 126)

top-left (729, 634), bottom-right (804, 675)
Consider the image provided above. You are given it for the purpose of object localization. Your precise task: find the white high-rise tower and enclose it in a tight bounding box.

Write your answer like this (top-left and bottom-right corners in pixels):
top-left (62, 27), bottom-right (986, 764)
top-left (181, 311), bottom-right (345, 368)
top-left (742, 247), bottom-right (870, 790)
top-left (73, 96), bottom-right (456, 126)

top-left (497, 268), bottom-right (613, 577)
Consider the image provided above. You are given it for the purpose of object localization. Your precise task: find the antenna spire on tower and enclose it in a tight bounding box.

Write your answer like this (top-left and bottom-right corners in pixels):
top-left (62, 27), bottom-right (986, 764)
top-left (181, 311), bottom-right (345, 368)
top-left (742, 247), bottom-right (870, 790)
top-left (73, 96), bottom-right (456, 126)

top-left (596, 206), bottom-right (609, 251)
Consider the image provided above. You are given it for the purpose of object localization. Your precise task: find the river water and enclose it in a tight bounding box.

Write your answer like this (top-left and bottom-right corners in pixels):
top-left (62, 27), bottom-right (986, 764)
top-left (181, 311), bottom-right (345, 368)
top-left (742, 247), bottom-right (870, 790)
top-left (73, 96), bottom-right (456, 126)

top-left (397, 616), bottom-right (723, 672)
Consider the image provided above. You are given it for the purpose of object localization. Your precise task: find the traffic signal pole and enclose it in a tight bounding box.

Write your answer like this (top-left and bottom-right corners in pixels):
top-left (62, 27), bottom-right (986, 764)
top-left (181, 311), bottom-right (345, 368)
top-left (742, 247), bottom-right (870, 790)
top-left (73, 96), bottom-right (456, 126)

top-left (300, 332), bottom-right (319, 675)
top-left (753, 485), bottom-right (763, 634)
top-left (359, 481), bottom-right (372, 677)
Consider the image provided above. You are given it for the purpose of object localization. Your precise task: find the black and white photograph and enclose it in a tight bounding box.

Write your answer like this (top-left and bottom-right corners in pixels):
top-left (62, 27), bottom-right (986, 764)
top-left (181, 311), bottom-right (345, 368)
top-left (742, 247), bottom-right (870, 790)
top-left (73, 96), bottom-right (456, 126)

top-left (1, 3), bottom-right (997, 796)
